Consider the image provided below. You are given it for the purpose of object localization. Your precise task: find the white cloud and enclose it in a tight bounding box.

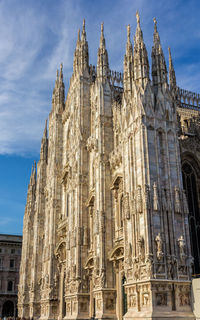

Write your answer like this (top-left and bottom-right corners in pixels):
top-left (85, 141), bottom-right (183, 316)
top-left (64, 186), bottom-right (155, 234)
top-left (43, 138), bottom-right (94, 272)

top-left (0, 0), bottom-right (199, 156)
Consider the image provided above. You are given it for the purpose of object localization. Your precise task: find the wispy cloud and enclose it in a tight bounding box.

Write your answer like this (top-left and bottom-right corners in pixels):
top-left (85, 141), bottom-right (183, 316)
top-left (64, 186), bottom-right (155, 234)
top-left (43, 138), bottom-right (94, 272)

top-left (0, 217), bottom-right (16, 226)
top-left (0, 0), bottom-right (199, 156)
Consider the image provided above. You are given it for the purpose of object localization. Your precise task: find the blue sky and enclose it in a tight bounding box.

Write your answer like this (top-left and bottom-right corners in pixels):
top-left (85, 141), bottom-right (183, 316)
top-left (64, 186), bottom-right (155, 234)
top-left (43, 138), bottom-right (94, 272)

top-left (0, 0), bottom-right (200, 235)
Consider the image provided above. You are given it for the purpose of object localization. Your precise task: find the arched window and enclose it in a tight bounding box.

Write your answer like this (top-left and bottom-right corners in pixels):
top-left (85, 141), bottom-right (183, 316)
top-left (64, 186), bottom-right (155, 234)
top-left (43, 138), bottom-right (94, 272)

top-left (119, 194), bottom-right (124, 228)
top-left (122, 275), bottom-right (127, 315)
top-left (182, 161), bottom-right (200, 275)
top-left (7, 280), bottom-right (13, 292)
top-left (2, 300), bottom-right (14, 317)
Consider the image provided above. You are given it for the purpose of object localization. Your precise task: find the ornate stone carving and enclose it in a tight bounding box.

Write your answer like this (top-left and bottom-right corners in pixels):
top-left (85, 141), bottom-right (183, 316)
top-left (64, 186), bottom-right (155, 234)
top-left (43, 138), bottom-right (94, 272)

top-left (156, 293), bottom-right (167, 306)
top-left (177, 235), bottom-right (186, 262)
top-left (174, 186), bottom-right (181, 213)
top-left (155, 233), bottom-right (164, 261)
top-left (136, 185), bottom-right (143, 214)
top-left (86, 136), bottom-right (98, 152)
top-left (137, 236), bottom-right (145, 262)
top-left (124, 192), bottom-right (130, 219)
top-left (153, 182), bottom-right (159, 211)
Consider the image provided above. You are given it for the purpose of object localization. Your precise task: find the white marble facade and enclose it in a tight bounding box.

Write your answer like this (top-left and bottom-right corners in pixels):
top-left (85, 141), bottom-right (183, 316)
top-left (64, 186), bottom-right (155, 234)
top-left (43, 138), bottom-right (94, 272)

top-left (18, 13), bottom-right (200, 320)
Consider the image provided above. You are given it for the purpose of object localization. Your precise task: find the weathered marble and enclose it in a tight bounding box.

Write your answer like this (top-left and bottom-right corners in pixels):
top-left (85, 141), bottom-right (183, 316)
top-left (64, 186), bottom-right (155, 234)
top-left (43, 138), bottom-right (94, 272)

top-left (18, 13), bottom-right (199, 320)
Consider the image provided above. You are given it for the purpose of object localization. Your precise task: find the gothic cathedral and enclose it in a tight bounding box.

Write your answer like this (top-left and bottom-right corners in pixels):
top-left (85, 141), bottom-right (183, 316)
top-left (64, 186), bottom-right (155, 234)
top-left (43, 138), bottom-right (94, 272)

top-left (18, 13), bottom-right (200, 320)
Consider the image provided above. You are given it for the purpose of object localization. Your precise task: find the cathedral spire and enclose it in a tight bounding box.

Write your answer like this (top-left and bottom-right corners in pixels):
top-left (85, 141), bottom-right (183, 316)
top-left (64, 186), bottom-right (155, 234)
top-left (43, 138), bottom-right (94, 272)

top-left (40, 119), bottom-right (48, 162)
top-left (97, 22), bottom-right (109, 81)
top-left (30, 161), bottom-right (36, 187)
top-left (151, 17), bottom-right (168, 88)
top-left (133, 11), bottom-right (150, 87)
top-left (124, 24), bottom-right (134, 92)
top-left (52, 64), bottom-right (65, 112)
top-left (59, 63), bottom-right (63, 83)
top-left (80, 19), bottom-right (89, 73)
top-left (73, 19), bottom-right (89, 76)
top-left (81, 19), bottom-right (86, 42)
top-left (168, 47), bottom-right (176, 91)
top-left (73, 29), bottom-right (81, 74)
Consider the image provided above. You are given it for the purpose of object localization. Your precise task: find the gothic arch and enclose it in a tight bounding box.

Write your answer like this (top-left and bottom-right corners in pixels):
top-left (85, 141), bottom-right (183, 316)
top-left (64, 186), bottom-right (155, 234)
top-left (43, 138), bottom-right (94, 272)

top-left (55, 240), bottom-right (66, 264)
top-left (85, 256), bottom-right (94, 270)
top-left (2, 300), bottom-right (14, 317)
top-left (181, 152), bottom-right (200, 275)
top-left (109, 245), bottom-right (124, 262)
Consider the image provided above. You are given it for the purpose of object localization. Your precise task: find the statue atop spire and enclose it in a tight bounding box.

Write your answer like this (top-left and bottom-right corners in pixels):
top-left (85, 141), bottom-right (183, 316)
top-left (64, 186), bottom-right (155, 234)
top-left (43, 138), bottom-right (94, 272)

top-left (127, 24), bottom-right (131, 42)
top-left (81, 18), bottom-right (86, 42)
top-left (100, 22), bottom-right (106, 49)
top-left (136, 11), bottom-right (140, 25)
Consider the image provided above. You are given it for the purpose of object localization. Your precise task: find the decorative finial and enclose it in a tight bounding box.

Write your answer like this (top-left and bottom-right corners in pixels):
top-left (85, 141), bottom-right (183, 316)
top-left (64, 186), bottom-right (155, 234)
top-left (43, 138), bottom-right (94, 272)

top-left (153, 17), bottom-right (158, 33)
top-left (127, 24), bottom-right (130, 40)
top-left (168, 47), bottom-right (173, 66)
top-left (101, 22), bottom-right (104, 35)
top-left (81, 19), bottom-right (86, 41)
top-left (56, 69), bottom-right (59, 81)
top-left (78, 29), bottom-right (80, 41)
top-left (168, 47), bottom-right (171, 58)
top-left (60, 63), bottom-right (63, 72)
top-left (136, 11), bottom-right (140, 25)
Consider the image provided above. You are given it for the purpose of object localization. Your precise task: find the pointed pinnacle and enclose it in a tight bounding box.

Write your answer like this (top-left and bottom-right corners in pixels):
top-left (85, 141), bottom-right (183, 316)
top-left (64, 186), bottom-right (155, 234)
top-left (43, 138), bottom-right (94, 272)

top-left (56, 69), bottom-right (59, 81)
top-left (135, 10), bottom-right (143, 41)
top-left (99, 22), bottom-right (105, 49)
top-left (153, 17), bottom-right (157, 30)
top-left (43, 119), bottom-right (48, 138)
top-left (59, 63), bottom-right (63, 82)
top-left (31, 163), bottom-right (34, 175)
top-left (153, 17), bottom-right (160, 45)
top-left (60, 63), bottom-right (63, 74)
top-left (136, 11), bottom-right (140, 26)
top-left (81, 19), bottom-right (86, 41)
top-left (168, 47), bottom-right (172, 64)
top-left (78, 29), bottom-right (80, 42)
top-left (127, 24), bottom-right (131, 41)
top-left (101, 22), bottom-right (104, 36)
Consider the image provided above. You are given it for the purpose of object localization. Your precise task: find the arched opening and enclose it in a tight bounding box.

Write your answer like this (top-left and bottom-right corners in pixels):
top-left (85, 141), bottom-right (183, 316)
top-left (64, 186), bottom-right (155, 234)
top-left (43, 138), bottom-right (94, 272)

top-left (182, 160), bottom-right (200, 276)
top-left (110, 246), bottom-right (124, 320)
top-left (122, 275), bottom-right (127, 316)
top-left (7, 281), bottom-right (13, 292)
top-left (2, 300), bottom-right (14, 317)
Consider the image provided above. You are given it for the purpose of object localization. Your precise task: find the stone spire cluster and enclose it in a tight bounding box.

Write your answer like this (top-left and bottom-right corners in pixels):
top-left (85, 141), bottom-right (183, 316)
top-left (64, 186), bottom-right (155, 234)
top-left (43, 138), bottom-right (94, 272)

top-left (18, 12), bottom-right (197, 320)
top-left (52, 63), bottom-right (65, 112)
top-left (133, 11), bottom-right (150, 87)
top-left (151, 17), bottom-right (168, 88)
top-left (123, 24), bottom-right (134, 92)
top-left (73, 19), bottom-right (89, 75)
